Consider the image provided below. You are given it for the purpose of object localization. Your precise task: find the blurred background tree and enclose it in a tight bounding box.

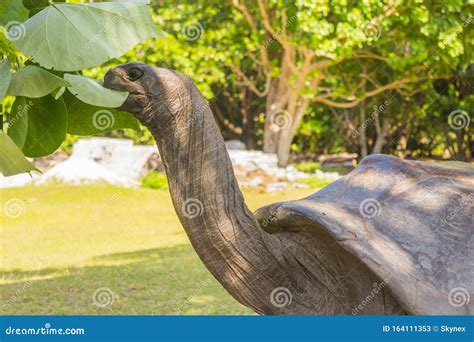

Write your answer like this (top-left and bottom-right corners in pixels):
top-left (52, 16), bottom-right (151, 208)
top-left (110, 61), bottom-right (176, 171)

top-left (91, 0), bottom-right (473, 164)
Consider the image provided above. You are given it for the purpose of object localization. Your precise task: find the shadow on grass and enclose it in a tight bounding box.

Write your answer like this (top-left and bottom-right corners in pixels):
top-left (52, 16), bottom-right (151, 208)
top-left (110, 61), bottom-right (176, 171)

top-left (0, 244), bottom-right (253, 315)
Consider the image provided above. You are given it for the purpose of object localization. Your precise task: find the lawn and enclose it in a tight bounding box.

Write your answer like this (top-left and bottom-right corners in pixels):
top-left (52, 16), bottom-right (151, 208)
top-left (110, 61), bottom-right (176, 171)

top-left (0, 184), bottom-right (314, 315)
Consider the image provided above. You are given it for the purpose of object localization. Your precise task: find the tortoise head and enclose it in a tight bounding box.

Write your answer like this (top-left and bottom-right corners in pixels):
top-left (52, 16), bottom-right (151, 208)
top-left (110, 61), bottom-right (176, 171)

top-left (103, 62), bottom-right (192, 126)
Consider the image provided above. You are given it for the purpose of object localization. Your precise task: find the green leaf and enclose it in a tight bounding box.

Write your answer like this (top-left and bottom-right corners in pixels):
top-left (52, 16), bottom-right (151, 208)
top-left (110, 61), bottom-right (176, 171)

top-left (8, 65), bottom-right (69, 98)
top-left (22, 0), bottom-right (64, 17)
top-left (64, 74), bottom-right (128, 108)
top-left (0, 0), bottom-right (29, 26)
top-left (0, 59), bottom-right (12, 102)
top-left (0, 130), bottom-right (38, 176)
top-left (63, 92), bottom-right (139, 135)
top-left (52, 86), bottom-right (66, 100)
top-left (8, 96), bottom-right (67, 157)
top-left (14, 2), bottom-right (166, 71)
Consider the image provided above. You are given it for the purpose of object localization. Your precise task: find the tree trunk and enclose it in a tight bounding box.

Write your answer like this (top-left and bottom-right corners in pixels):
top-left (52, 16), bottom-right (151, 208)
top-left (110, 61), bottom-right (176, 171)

top-left (455, 130), bottom-right (467, 161)
top-left (241, 107), bottom-right (258, 149)
top-left (263, 104), bottom-right (279, 153)
top-left (372, 114), bottom-right (388, 154)
top-left (359, 100), bottom-right (368, 158)
top-left (276, 128), bottom-right (292, 167)
top-left (372, 134), bottom-right (386, 154)
top-left (275, 97), bottom-right (311, 167)
top-left (263, 78), bottom-right (285, 154)
top-left (210, 82), bottom-right (261, 149)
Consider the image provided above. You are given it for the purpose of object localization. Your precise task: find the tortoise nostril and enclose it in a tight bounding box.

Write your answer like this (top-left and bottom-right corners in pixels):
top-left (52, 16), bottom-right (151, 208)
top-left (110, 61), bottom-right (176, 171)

top-left (103, 70), bottom-right (120, 90)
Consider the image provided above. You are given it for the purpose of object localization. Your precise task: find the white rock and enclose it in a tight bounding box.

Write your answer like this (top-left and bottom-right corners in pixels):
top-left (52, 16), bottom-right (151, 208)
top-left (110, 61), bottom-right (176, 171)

top-left (325, 172), bottom-right (341, 181)
top-left (266, 182), bottom-right (289, 192)
top-left (34, 157), bottom-right (136, 187)
top-left (225, 140), bottom-right (246, 150)
top-left (293, 182), bottom-right (310, 189)
top-left (315, 169), bottom-right (325, 179)
top-left (227, 149), bottom-right (314, 188)
top-left (0, 172), bottom-right (39, 188)
top-left (72, 138), bottom-right (156, 180)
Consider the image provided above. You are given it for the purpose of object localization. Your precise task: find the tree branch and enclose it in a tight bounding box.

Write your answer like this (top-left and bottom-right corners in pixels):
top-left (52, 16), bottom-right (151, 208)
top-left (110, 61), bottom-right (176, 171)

top-left (232, 65), bottom-right (271, 97)
top-left (314, 76), bottom-right (429, 108)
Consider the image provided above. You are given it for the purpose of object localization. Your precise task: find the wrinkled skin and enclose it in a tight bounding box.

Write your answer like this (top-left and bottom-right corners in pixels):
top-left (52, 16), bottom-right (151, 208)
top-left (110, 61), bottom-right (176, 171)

top-left (103, 63), bottom-right (472, 315)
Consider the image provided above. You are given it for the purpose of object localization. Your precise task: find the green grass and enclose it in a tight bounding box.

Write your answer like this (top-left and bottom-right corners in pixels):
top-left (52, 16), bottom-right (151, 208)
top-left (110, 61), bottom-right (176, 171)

top-left (301, 176), bottom-right (333, 189)
top-left (141, 171), bottom-right (168, 190)
top-left (0, 184), bottom-right (314, 315)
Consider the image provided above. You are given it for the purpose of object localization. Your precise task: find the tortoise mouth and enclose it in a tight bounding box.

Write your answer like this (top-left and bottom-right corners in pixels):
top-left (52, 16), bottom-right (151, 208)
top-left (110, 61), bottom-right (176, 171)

top-left (103, 70), bottom-right (126, 92)
top-left (103, 70), bottom-right (147, 100)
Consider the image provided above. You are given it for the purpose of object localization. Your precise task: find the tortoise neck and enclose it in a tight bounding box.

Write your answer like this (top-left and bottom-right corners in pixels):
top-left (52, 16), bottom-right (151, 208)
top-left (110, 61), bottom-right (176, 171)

top-left (142, 84), bottom-right (278, 312)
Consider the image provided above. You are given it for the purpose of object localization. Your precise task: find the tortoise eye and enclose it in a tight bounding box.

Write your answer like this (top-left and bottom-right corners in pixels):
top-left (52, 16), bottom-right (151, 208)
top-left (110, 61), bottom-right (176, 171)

top-left (126, 67), bottom-right (143, 81)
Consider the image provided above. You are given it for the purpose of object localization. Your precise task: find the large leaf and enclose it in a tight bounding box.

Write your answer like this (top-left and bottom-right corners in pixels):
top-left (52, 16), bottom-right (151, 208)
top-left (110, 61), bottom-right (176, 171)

top-left (64, 74), bottom-right (128, 108)
top-left (0, 0), bottom-right (29, 26)
top-left (63, 92), bottom-right (139, 135)
top-left (0, 59), bottom-right (12, 102)
top-left (8, 96), bottom-right (67, 157)
top-left (8, 65), bottom-right (69, 98)
top-left (14, 2), bottom-right (165, 71)
top-left (0, 131), bottom-right (38, 176)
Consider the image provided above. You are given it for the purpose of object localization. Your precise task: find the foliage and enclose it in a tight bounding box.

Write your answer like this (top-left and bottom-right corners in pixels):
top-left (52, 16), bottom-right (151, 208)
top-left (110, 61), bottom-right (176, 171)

top-left (7, 65), bottom-right (68, 98)
top-left (0, 131), bottom-right (37, 176)
top-left (301, 176), bottom-right (333, 189)
top-left (292, 161), bottom-right (321, 173)
top-left (0, 0), bottom-right (164, 176)
top-left (8, 95), bottom-right (67, 157)
top-left (293, 161), bottom-right (353, 176)
top-left (14, 2), bottom-right (164, 71)
top-left (126, 0), bottom-right (472, 163)
top-left (141, 171), bottom-right (168, 190)
top-left (1, 0), bottom-right (473, 173)
top-left (64, 74), bottom-right (128, 108)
